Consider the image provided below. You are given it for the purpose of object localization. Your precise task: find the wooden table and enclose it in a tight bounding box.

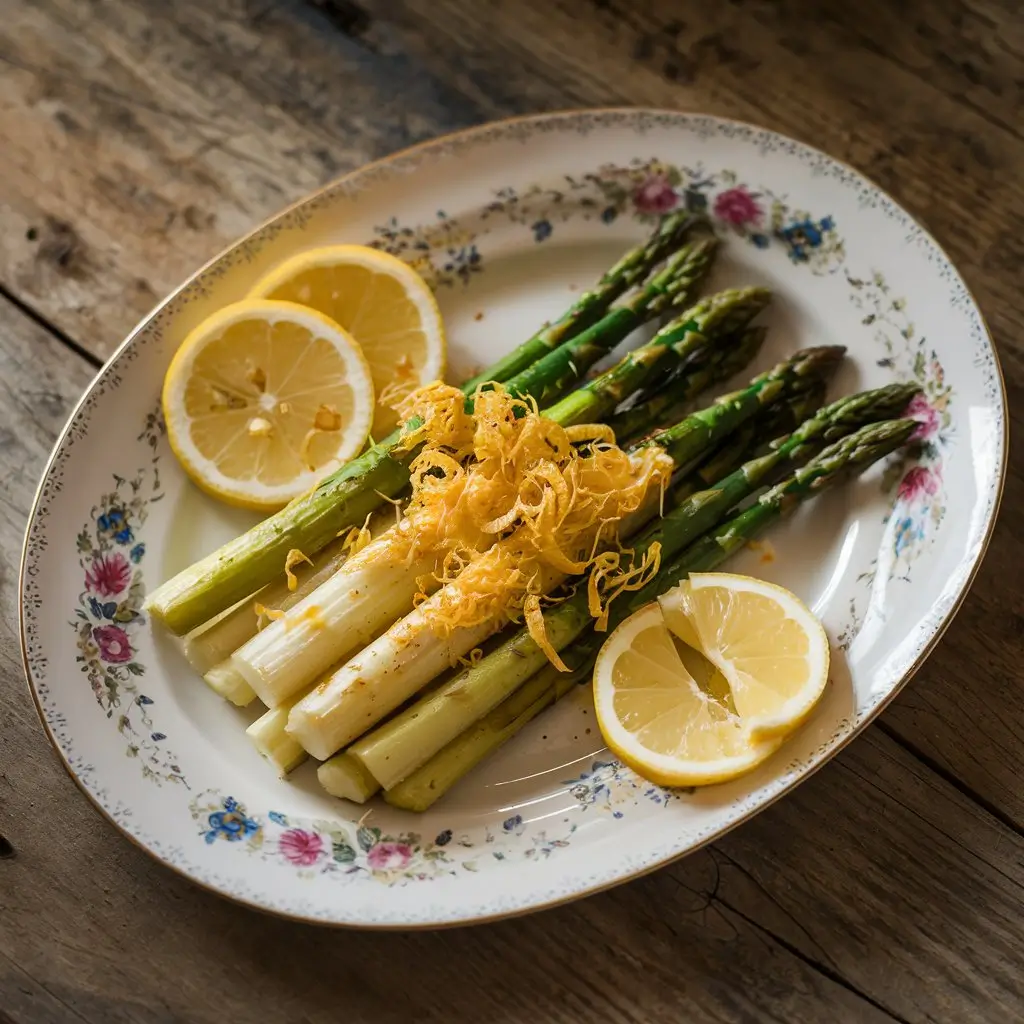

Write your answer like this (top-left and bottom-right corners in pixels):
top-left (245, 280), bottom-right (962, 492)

top-left (1, 2), bottom-right (1022, 1021)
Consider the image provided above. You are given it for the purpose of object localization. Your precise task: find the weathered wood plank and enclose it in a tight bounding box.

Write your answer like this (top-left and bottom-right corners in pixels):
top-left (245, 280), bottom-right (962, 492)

top-left (714, 728), bottom-right (1024, 1021)
top-left (0, 0), bottom-right (484, 358)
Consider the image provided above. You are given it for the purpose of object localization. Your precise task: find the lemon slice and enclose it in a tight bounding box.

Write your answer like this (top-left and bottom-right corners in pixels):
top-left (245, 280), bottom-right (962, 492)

top-left (593, 603), bottom-right (781, 787)
top-left (658, 573), bottom-right (830, 739)
top-left (162, 299), bottom-right (374, 511)
top-left (248, 245), bottom-right (446, 437)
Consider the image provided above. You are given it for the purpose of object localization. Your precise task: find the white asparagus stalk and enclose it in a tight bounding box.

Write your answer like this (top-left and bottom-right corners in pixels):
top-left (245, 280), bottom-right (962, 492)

top-left (246, 691), bottom-right (309, 775)
top-left (183, 598), bottom-right (261, 677)
top-left (183, 539), bottom-right (351, 677)
top-left (287, 604), bottom-right (495, 761)
top-left (318, 753), bottom-right (381, 804)
top-left (230, 526), bottom-right (437, 707)
top-left (286, 538), bottom-right (565, 760)
top-left (252, 666), bottom-right (452, 787)
top-left (203, 662), bottom-right (258, 707)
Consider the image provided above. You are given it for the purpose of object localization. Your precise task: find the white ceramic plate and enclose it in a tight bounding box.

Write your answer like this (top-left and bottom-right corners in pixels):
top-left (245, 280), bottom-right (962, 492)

top-left (20, 110), bottom-right (1006, 928)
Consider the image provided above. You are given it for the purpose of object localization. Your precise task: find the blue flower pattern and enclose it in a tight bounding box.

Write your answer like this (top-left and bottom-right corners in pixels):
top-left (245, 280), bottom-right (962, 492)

top-left (97, 508), bottom-right (134, 545)
top-left (203, 796), bottom-right (261, 844)
top-left (893, 516), bottom-right (923, 557)
top-left (566, 759), bottom-right (681, 815)
top-left (531, 219), bottom-right (552, 242)
top-left (779, 216), bottom-right (835, 263)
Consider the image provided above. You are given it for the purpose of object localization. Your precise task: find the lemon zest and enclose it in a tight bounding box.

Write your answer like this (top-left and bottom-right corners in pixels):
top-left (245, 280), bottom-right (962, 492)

top-left (283, 548), bottom-right (313, 592)
top-left (338, 513), bottom-right (374, 558)
top-left (377, 381), bottom-right (672, 657)
top-left (565, 423), bottom-right (616, 445)
top-left (286, 604), bottom-right (325, 631)
top-left (254, 602), bottom-right (285, 626)
top-left (524, 594), bottom-right (570, 673)
top-left (590, 542), bottom-right (663, 632)
top-left (457, 647), bottom-right (485, 669)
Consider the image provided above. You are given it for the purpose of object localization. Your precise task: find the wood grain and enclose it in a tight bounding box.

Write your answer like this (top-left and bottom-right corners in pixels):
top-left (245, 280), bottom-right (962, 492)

top-left (2, 0), bottom-right (1024, 1021)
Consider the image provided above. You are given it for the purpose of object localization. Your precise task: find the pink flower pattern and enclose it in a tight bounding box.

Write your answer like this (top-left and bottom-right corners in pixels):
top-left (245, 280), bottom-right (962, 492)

top-left (85, 552), bottom-right (131, 597)
top-left (633, 175), bottom-right (679, 215)
top-left (713, 187), bottom-right (763, 227)
top-left (898, 466), bottom-right (940, 503)
top-left (93, 624), bottom-right (133, 664)
top-left (279, 828), bottom-right (325, 866)
top-left (366, 841), bottom-right (413, 871)
top-left (906, 393), bottom-right (941, 440)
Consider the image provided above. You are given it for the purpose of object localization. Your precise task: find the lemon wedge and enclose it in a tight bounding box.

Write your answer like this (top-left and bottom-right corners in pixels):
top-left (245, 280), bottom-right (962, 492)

top-left (248, 245), bottom-right (446, 437)
top-left (593, 603), bottom-right (782, 787)
top-left (162, 299), bottom-right (374, 511)
top-left (658, 573), bottom-right (830, 738)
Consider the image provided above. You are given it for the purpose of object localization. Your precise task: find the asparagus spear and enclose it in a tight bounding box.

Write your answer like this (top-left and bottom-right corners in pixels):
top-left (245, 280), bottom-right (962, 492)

top-left (246, 695), bottom-right (308, 775)
top-left (498, 238), bottom-right (722, 409)
top-left (303, 346), bottom-right (843, 771)
top-left (147, 236), bottom-right (718, 636)
top-left (461, 211), bottom-right (703, 391)
top-left (319, 753), bottom-right (382, 804)
top-left (384, 417), bottom-right (917, 811)
top-left (231, 286), bottom-right (765, 710)
top-left (352, 381), bottom-right (920, 792)
top-left (611, 325), bottom-right (767, 447)
top-left (540, 285), bottom-right (770, 428)
top-left (670, 376), bottom-right (830, 503)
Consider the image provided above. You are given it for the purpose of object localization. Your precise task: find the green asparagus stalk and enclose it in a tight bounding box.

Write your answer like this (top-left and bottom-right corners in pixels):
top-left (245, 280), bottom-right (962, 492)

top-left (461, 211), bottom-right (703, 390)
top-left (352, 380), bottom-right (912, 790)
top-left (541, 285), bottom-right (770, 428)
top-left (319, 752), bottom-right (385, 804)
top-left (384, 417), bottom-right (917, 811)
top-left (610, 325), bottom-right (767, 446)
top-left (383, 663), bottom-right (578, 812)
top-left (147, 237), bottom-right (719, 635)
top-left (346, 350), bottom-right (860, 790)
top-left (669, 376), bottom-right (829, 504)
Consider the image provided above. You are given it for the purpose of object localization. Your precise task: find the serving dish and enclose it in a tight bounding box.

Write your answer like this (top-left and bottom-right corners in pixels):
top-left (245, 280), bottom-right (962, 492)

top-left (20, 109), bottom-right (1005, 927)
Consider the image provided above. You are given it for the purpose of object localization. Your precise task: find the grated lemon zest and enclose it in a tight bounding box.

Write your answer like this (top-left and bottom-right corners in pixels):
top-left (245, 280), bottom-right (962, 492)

top-left (565, 423), bottom-right (616, 446)
top-left (254, 602), bottom-right (285, 626)
top-left (524, 594), bottom-right (571, 673)
top-left (283, 548), bottom-right (313, 592)
top-left (457, 647), bottom-right (485, 668)
top-left (373, 382), bottom-right (671, 656)
top-left (286, 604), bottom-right (325, 631)
top-left (338, 513), bottom-right (374, 558)
top-left (589, 542), bottom-right (663, 632)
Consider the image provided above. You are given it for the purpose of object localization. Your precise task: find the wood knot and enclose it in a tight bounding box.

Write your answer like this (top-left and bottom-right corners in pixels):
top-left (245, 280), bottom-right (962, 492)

top-left (36, 216), bottom-right (89, 279)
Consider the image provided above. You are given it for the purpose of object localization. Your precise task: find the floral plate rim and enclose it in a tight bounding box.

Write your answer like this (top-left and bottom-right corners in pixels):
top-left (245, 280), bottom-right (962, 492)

top-left (19, 108), bottom-right (1008, 928)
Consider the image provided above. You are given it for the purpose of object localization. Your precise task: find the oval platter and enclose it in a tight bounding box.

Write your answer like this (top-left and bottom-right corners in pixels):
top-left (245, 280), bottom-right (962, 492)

top-left (19, 110), bottom-right (1006, 928)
